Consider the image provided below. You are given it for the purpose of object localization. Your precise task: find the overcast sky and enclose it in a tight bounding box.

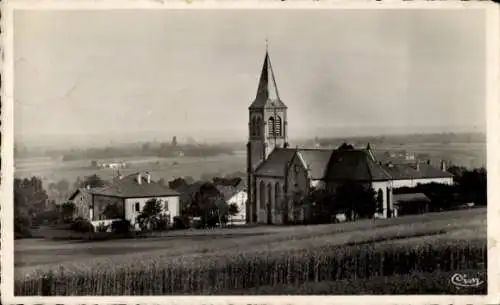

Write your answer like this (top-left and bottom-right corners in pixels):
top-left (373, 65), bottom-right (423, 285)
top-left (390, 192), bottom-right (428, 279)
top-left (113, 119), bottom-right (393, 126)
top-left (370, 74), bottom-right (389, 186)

top-left (14, 9), bottom-right (486, 146)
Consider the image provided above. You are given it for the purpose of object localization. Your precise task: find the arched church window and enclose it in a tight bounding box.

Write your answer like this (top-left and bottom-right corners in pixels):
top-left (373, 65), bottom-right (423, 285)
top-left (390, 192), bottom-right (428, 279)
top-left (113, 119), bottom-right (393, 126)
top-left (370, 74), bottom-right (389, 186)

top-left (275, 116), bottom-right (282, 136)
top-left (376, 189), bottom-right (384, 213)
top-left (259, 180), bottom-right (265, 211)
top-left (268, 117), bottom-right (275, 136)
top-left (267, 182), bottom-right (273, 212)
top-left (275, 182), bottom-right (281, 212)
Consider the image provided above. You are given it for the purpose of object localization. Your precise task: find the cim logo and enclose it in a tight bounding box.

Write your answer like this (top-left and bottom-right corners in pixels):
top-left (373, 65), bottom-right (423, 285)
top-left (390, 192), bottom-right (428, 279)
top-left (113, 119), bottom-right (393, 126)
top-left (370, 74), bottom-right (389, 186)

top-left (450, 273), bottom-right (484, 288)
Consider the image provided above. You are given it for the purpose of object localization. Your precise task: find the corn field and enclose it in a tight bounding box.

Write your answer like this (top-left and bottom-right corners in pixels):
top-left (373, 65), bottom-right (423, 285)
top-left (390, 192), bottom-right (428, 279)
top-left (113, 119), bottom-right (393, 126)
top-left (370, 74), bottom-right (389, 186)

top-left (15, 237), bottom-right (486, 295)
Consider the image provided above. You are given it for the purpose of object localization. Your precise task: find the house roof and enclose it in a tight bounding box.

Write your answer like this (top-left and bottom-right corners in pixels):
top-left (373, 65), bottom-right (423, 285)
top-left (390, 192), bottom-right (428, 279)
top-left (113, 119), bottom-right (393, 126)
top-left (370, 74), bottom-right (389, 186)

top-left (68, 188), bottom-right (92, 200)
top-left (249, 51), bottom-right (287, 109)
top-left (254, 148), bottom-right (296, 177)
top-left (325, 149), bottom-right (392, 182)
top-left (296, 149), bottom-right (334, 180)
top-left (381, 162), bottom-right (453, 180)
top-left (393, 193), bottom-right (431, 203)
top-left (90, 173), bottom-right (179, 198)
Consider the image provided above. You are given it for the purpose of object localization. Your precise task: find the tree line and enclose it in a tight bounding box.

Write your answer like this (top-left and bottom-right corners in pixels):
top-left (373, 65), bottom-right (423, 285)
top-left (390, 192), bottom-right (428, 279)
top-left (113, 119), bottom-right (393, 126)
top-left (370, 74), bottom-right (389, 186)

top-left (14, 165), bottom-right (486, 238)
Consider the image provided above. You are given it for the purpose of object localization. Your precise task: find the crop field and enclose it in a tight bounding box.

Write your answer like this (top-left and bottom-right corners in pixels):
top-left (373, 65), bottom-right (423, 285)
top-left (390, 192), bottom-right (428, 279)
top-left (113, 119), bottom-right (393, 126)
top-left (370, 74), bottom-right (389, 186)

top-left (15, 208), bottom-right (487, 295)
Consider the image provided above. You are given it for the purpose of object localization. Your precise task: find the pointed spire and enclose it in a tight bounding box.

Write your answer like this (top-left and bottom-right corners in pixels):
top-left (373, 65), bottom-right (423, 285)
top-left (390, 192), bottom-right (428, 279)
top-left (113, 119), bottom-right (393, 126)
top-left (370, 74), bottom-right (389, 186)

top-left (249, 44), bottom-right (286, 109)
top-left (256, 51), bottom-right (279, 101)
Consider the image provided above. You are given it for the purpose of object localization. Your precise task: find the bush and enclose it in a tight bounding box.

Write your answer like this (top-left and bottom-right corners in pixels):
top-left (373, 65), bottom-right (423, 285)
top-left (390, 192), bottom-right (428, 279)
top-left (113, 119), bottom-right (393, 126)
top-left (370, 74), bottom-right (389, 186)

top-left (70, 217), bottom-right (94, 233)
top-left (111, 219), bottom-right (132, 235)
top-left (96, 223), bottom-right (110, 233)
top-left (154, 215), bottom-right (170, 231)
top-left (14, 214), bottom-right (33, 239)
top-left (173, 216), bottom-right (190, 230)
top-left (33, 210), bottom-right (60, 226)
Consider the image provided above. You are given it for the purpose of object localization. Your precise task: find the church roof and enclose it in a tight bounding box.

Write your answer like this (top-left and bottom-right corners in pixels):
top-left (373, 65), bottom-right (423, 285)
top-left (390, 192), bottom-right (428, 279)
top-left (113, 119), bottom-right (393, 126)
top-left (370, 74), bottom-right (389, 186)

top-left (296, 149), bottom-right (334, 180)
top-left (249, 51), bottom-right (287, 109)
top-left (324, 149), bottom-right (392, 182)
top-left (254, 148), bottom-right (296, 177)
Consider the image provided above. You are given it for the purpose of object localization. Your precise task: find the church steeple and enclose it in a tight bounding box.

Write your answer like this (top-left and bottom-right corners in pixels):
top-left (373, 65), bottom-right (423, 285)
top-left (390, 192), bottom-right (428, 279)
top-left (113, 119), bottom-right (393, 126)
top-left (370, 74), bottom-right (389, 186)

top-left (246, 44), bottom-right (289, 224)
top-left (249, 50), bottom-right (287, 109)
top-left (247, 46), bottom-right (289, 169)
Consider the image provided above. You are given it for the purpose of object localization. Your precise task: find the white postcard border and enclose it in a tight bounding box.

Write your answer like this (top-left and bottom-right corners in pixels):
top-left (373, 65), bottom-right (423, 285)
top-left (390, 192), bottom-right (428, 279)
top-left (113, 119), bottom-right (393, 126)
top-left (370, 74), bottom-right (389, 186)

top-left (1, 1), bottom-right (499, 304)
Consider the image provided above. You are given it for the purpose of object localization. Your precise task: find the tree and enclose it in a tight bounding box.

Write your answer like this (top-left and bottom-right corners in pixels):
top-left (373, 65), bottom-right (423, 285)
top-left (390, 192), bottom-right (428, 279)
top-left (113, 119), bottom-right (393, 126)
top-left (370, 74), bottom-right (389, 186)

top-left (136, 199), bottom-right (168, 231)
top-left (168, 177), bottom-right (189, 190)
top-left (61, 201), bottom-right (75, 223)
top-left (448, 165), bottom-right (467, 180)
top-left (335, 182), bottom-right (377, 220)
top-left (76, 174), bottom-right (106, 189)
top-left (228, 203), bottom-right (239, 226)
top-left (306, 188), bottom-right (336, 224)
top-left (14, 189), bottom-right (32, 238)
top-left (14, 176), bottom-right (49, 238)
top-left (192, 182), bottom-right (225, 228)
top-left (456, 167), bottom-right (487, 206)
top-left (215, 199), bottom-right (229, 228)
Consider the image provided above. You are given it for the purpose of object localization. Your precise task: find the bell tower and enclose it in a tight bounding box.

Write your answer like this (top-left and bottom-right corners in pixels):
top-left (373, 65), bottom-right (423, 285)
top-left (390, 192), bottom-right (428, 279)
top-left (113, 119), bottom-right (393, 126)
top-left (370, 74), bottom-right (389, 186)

top-left (246, 46), bottom-right (288, 223)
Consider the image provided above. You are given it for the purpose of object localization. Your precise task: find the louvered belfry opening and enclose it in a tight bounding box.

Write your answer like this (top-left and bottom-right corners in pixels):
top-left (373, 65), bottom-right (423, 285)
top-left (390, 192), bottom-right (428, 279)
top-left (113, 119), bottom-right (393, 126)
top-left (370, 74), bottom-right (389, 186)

top-left (268, 117), bottom-right (275, 136)
top-left (275, 116), bottom-right (282, 136)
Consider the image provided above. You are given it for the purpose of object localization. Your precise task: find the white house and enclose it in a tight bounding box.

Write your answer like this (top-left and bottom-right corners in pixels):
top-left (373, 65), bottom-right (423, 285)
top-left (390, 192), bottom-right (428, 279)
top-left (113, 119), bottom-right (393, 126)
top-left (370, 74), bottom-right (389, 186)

top-left (70, 172), bottom-right (180, 230)
top-left (216, 181), bottom-right (247, 225)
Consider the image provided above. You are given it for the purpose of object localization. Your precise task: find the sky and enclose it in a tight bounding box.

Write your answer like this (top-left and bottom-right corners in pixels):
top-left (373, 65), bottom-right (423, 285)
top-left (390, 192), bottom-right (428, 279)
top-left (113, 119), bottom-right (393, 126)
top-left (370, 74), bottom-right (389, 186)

top-left (14, 9), bottom-right (486, 147)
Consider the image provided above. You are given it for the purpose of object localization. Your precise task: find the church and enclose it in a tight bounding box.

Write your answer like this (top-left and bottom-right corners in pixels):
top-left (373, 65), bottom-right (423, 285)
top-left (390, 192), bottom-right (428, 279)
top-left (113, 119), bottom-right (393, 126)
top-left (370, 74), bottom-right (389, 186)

top-left (245, 49), bottom-right (454, 225)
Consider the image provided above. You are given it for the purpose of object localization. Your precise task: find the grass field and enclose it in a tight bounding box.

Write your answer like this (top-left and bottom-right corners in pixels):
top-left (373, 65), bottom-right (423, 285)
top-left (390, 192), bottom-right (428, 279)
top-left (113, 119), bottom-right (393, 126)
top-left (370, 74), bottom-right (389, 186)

top-left (15, 208), bottom-right (487, 295)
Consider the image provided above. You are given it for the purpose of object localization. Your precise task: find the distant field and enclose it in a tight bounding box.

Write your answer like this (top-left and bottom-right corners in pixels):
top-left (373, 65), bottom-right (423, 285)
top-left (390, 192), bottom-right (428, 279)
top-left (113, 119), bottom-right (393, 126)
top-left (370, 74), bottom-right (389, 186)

top-left (14, 150), bottom-right (247, 185)
top-left (375, 142), bottom-right (486, 169)
top-left (15, 208), bottom-right (486, 295)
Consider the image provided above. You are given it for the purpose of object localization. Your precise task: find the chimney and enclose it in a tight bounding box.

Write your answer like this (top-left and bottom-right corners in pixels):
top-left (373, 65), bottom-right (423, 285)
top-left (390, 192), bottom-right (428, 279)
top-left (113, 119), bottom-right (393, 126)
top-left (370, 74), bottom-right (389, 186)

top-left (137, 173), bottom-right (142, 185)
top-left (441, 160), bottom-right (447, 172)
top-left (366, 143), bottom-right (375, 161)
